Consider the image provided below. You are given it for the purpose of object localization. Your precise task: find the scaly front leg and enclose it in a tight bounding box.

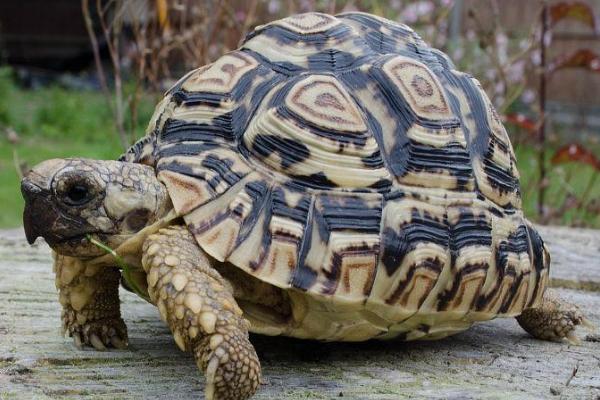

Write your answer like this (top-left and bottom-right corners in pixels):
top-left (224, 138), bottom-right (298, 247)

top-left (142, 226), bottom-right (260, 400)
top-left (54, 252), bottom-right (128, 350)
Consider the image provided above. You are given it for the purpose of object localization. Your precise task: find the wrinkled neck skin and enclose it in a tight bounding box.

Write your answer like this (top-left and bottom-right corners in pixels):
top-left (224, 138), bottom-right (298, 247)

top-left (21, 158), bottom-right (173, 260)
top-left (88, 162), bottom-right (174, 258)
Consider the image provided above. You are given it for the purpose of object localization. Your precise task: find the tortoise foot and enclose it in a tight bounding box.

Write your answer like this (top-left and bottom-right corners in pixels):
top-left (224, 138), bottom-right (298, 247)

top-left (516, 289), bottom-right (595, 345)
top-left (64, 315), bottom-right (129, 351)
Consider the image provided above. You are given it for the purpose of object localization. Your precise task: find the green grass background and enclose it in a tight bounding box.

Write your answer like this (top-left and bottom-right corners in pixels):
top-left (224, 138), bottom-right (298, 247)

top-left (0, 68), bottom-right (598, 228)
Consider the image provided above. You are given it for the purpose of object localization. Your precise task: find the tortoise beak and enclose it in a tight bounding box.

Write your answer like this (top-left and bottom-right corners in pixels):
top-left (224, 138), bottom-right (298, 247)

top-left (21, 179), bottom-right (44, 245)
top-left (21, 176), bottom-right (67, 245)
top-left (21, 167), bottom-right (78, 246)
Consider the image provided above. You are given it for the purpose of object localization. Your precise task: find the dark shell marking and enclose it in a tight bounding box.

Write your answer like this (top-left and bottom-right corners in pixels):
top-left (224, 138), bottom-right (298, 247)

top-left (123, 12), bottom-right (549, 339)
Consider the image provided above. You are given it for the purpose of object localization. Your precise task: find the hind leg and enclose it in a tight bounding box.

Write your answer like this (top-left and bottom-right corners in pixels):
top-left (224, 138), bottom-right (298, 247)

top-left (516, 289), bottom-right (594, 344)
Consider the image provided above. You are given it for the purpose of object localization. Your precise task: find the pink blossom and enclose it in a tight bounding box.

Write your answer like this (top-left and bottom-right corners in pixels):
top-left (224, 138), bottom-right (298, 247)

top-left (543, 31), bottom-right (553, 47)
top-left (531, 50), bottom-right (542, 66)
top-left (235, 11), bottom-right (246, 23)
top-left (267, 0), bottom-right (280, 15)
top-left (521, 89), bottom-right (536, 104)
top-left (494, 81), bottom-right (505, 95)
top-left (495, 32), bottom-right (508, 63)
top-left (519, 39), bottom-right (530, 50)
top-left (390, 0), bottom-right (403, 11)
top-left (401, 1), bottom-right (435, 24)
top-left (298, 0), bottom-right (313, 13)
top-left (485, 69), bottom-right (497, 80)
top-left (452, 47), bottom-right (464, 60)
top-left (506, 60), bottom-right (525, 83)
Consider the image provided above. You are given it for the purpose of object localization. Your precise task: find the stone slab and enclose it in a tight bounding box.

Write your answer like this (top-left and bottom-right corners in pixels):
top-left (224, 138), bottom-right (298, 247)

top-left (0, 227), bottom-right (599, 400)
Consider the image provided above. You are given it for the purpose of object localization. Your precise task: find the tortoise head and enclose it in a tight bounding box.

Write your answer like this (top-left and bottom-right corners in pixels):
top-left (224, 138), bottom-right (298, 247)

top-left (21, 158), bottom-right (170, 257)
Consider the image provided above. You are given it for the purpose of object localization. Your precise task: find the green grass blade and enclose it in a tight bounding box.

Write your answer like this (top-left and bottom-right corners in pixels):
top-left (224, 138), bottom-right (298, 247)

top-left (86, 235), bottom-right (150, 302)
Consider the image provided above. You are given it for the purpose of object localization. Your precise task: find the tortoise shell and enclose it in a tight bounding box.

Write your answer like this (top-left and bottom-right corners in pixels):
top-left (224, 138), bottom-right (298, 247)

top-left (122, 12), bottom-right (550, 341)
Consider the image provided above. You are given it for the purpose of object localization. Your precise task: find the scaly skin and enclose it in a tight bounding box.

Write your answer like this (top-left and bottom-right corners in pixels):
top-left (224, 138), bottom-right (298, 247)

top-left (517, 289), bottom-right (594, 345)
top-left (54, 252), bottom-right (128, 350)
top-left (141, 225), bottom-right (261, 400)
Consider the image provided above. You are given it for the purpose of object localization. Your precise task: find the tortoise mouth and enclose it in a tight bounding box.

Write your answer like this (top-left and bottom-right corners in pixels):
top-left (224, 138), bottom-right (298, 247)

top-left (45, 231), bottom-right (122, 258)
top-left (23, 198), bottom-right (106, 247)
top-left (56, 232), bottom-right (102, 246)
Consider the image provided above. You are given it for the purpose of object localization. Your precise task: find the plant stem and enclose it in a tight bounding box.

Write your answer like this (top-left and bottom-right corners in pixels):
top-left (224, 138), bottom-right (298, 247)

top-left (537, 2), bottom-right (549, 219)
top-left (86, 235), bottom-right (149, 302)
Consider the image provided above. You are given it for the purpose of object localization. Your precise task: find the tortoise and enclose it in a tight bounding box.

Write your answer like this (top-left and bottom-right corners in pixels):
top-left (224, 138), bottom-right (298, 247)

top-left (21, 11), bottom-right (592, 400)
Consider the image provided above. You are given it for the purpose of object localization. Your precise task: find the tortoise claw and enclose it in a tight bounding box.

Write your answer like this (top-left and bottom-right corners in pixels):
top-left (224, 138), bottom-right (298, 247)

top-left (65, 317), bottom-right (128, 351)
top-left (72, 332), bottom-right (83, 349)
top-left (581, 317), bottom-right (596, 331)
top-left (90, 333), bottom-right (107, 351)
top-left (566, 331), bottom-right (582, 346)
top-left (110, 335), bottom-right (128, 349)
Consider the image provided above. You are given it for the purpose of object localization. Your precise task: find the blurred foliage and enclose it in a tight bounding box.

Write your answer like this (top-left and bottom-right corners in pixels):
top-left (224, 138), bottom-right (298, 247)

top-left (0, 0), bottom-right (599, 229)
top-left (0, 68), bottom-right (13, 127)
top-left (0, 67), bottom-right (154, 143)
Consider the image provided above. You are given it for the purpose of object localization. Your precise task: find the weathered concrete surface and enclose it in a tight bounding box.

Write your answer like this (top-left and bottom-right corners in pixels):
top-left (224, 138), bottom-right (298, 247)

top-left (0, 226), bottom-right (599, 400)
top-left (538, 225), bottom-right (600, 292)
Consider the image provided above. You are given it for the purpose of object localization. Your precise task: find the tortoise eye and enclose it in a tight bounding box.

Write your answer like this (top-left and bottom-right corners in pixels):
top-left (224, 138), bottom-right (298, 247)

top-left (64, 184), bottom-right (91, 205)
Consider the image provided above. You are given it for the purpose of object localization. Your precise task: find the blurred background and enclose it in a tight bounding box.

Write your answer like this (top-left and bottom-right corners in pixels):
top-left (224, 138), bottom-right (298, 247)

top-left (0, 0), bottom-right (598, 228)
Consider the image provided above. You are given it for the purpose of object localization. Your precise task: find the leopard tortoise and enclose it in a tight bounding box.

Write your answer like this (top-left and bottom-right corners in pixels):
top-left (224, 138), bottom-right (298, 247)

top-left (21, 12), bottom-right (592, 400)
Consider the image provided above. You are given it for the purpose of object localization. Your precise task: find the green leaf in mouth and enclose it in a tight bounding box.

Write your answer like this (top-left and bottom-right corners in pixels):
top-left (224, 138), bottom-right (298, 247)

top-left (86, 234), bottom-right (150, 302)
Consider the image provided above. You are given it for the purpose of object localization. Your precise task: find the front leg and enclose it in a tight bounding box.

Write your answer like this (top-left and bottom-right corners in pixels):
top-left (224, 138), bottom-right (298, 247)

top-left (54, 253), bottom-right (128, 350)
top-left (142, 226), bottom-right (260, 400)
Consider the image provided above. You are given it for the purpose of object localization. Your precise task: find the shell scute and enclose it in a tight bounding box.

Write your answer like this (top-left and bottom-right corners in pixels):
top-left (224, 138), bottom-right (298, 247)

top-left (381, 55), bottom-right (453, 121)
top-left (435, 208), bottom-right (492, 314)
top-left (181, 51), bottom-right (258, 94)
top-left (440, 70), bottom-right (521, 208)
top-left (369, 197), bottom-right (449, 323)
top-left (241, 73), bottom-right (391, 191)
top-left (285, 74), bottom-right (367, 133)
top-left (242, 13), bottom-right (373, 74)
top-left (337, 12), bottom-right (423, 55)
top-left (267, 13), bottom-right (340, 34)
top-left (301, 193), bottom-right (382, 302)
